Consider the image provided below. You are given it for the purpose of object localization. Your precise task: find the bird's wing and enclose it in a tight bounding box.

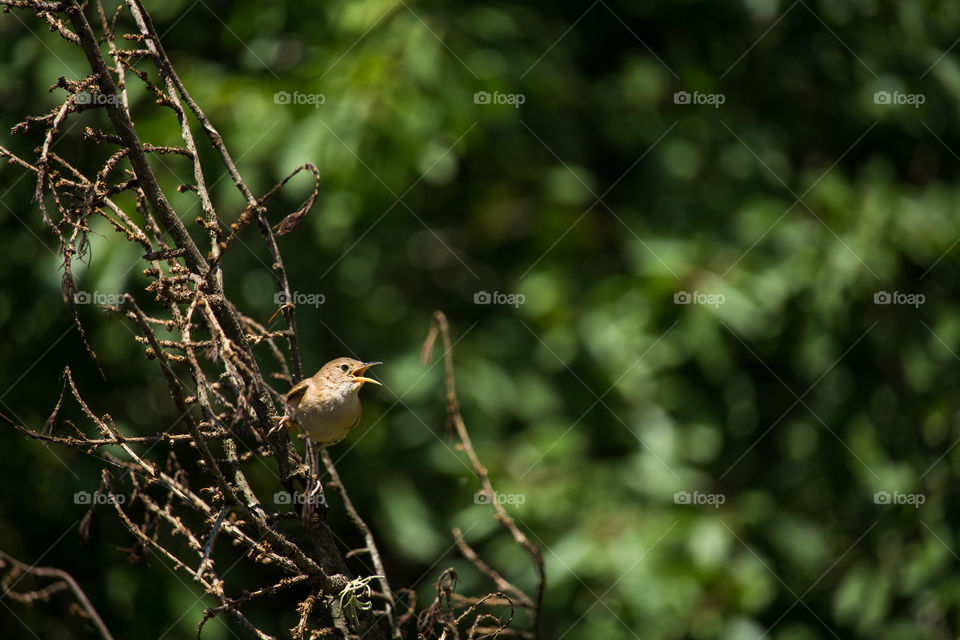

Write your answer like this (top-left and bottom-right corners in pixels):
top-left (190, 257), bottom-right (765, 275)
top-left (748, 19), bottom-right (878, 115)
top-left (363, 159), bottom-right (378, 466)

top-left (285, 379), bottom-right (311, 413)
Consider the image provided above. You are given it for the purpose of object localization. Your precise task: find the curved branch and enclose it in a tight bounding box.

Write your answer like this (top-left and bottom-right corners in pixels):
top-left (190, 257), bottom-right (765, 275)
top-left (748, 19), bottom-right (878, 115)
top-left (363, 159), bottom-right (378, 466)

top-left (423, 311), bottom-right (545, 639)
top-left (0, 548), bottom-right (115, 640)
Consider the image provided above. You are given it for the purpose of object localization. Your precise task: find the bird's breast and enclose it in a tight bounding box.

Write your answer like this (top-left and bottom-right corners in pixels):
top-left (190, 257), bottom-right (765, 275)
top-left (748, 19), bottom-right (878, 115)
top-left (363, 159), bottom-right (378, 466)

top-left (294, 386), bottom-right (362, 447)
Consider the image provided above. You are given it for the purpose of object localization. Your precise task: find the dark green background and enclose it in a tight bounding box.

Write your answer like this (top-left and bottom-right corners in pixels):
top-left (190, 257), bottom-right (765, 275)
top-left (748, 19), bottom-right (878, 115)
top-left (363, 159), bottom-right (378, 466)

top-left (1, 1), bottom-right (959, 638)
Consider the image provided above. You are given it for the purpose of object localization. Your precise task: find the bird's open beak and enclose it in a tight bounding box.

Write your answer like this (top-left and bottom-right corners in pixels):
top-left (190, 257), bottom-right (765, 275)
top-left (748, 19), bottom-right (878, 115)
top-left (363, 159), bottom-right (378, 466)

top-left (351, 361), bottom-right (382, 386)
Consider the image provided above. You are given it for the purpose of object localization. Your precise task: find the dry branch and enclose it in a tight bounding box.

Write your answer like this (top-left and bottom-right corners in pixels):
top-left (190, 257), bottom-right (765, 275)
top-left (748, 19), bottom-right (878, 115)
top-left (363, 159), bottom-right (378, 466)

top-left (0, 548), bottom-right (115, 640)
top-left (423, 311), bottom-right (544, 639)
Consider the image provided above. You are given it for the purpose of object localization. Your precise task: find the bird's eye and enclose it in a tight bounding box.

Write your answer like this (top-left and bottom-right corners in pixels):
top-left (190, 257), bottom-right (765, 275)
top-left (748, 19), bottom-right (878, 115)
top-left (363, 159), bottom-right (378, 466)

top-left (340, 363), bottom-right (350, 373)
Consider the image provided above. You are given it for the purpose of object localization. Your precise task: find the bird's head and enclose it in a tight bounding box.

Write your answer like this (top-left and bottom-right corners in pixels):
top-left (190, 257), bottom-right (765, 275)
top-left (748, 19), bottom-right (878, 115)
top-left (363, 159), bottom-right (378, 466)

top-left (318, 357), bottom-right (382, 394)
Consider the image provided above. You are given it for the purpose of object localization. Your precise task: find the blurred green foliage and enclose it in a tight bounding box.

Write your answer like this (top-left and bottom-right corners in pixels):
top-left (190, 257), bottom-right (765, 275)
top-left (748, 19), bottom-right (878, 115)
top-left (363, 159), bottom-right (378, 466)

top-left (2, 0), bottom-right (960, 638)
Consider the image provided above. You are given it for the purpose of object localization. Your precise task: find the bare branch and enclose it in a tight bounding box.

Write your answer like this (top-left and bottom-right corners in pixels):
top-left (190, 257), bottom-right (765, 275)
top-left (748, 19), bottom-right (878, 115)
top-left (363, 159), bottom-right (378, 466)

top-left (0, 548), bottom-right (115, 640)
top-left (424, 311), bottom-right (545, 639)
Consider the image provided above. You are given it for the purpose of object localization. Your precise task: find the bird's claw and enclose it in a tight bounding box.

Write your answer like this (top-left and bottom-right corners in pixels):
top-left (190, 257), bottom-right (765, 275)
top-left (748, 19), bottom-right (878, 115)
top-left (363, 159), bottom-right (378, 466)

top-left (266, 414), bottom-right (289, 436)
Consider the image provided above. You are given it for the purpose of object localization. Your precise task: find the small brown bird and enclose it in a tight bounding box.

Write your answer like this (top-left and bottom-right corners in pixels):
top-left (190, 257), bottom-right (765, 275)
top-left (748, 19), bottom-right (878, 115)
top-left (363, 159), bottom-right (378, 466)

top-left (271, 358), bottom-right (382, 446)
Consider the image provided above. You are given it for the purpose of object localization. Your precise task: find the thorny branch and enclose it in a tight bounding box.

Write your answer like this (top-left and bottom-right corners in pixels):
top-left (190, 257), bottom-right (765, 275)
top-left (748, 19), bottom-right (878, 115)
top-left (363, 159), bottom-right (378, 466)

top-left (0, 2), bottom-right (543, 638)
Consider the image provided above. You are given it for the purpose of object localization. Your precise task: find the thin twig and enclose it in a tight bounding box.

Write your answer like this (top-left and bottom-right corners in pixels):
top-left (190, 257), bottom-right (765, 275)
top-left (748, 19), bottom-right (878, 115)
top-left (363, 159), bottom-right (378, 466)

top-left (424, 311), bottom-right (545, 639)
top-left (0, 548), bottom-right (115, 640)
